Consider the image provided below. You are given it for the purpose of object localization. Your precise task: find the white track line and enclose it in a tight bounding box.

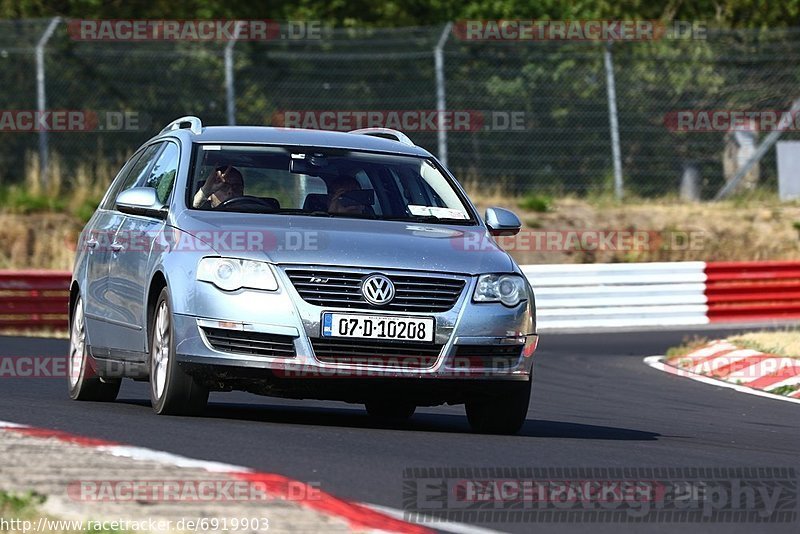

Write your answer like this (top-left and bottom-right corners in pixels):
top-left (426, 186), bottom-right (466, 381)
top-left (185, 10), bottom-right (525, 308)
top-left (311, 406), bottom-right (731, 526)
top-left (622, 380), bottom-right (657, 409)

top-left (644, 356), bottom-right (800, 405)
top-left (364, 503), bottom-right (506, 534)
top-left (97, 444), bottom-right (247, 473)
top-left (0, 421), bottom-right (25, 428)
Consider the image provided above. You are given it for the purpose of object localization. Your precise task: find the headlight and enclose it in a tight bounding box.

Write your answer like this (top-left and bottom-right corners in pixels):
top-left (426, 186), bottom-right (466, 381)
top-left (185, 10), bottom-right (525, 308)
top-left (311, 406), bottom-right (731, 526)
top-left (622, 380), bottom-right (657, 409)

top-left (473, 274), bottom-right (527, 307)
top-left (197, 257), bottom-right (278, 292)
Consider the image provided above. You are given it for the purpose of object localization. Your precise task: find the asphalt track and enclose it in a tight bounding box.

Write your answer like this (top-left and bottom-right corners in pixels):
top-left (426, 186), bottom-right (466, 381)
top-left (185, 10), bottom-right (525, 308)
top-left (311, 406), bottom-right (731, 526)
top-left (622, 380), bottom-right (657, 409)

top-left (1, 329), bottom-right (798, 534)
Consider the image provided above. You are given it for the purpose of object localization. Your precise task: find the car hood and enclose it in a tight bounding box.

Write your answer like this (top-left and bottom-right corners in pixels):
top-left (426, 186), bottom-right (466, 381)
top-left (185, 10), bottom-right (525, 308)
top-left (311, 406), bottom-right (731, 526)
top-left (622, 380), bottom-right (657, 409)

top-left (173, 212), bottom-right (514, 275)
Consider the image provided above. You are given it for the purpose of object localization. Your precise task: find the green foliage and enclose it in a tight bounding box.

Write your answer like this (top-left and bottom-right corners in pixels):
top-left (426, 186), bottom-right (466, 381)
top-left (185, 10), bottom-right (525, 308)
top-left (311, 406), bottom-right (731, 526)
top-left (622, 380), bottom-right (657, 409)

top-left (74, 197), bottom-right (102, 222)
top-left (0, 186), bottom-right (66, 214)
top-left (770, 384), bottom-right (800, 396)
top-left (2, 1), bottom-right (799, 29)
top-left (0, 490), bottom-right (46, 513)
top-left (517, 194), bottom-right (551, 212)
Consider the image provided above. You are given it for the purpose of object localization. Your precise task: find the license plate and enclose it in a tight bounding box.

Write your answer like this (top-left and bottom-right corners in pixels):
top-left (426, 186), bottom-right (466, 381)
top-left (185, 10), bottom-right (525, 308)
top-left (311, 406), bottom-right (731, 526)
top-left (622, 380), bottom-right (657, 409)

top-left (322, 313), bottom-right (435, 343)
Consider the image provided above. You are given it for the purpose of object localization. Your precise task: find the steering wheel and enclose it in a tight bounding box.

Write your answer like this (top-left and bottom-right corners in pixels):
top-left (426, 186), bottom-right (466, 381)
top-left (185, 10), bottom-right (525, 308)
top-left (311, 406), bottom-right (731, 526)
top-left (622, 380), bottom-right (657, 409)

top-left (216, 195), bottom-right (277, 212)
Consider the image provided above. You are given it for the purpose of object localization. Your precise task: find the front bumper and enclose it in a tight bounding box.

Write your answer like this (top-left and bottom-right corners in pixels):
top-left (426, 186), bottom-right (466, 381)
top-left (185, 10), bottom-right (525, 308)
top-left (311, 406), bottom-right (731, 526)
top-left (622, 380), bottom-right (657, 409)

top-left (174, 267), bottom-right (537, 382)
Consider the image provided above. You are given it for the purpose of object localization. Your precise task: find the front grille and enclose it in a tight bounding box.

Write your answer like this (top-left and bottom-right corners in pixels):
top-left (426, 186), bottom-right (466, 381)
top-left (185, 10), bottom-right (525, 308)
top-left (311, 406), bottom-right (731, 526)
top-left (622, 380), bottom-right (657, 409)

top-left (311, 338), bottom-right (442, 368)
top-left (203, 327), bottom-right (296, 358)
top-left (285, 269), bottom-right (465, 312)
top-left (453, 344), bottom-right (523, 369)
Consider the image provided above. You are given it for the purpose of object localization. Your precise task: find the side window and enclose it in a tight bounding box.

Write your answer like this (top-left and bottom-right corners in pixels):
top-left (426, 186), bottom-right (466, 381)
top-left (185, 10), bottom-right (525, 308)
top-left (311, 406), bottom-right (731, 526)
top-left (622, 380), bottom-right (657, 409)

top-left (145, 142), bottom-right (180, 204)
top-left (99, 152), bottom-right (143, 210)
top-left (103, 143), bottom-right (163, 210)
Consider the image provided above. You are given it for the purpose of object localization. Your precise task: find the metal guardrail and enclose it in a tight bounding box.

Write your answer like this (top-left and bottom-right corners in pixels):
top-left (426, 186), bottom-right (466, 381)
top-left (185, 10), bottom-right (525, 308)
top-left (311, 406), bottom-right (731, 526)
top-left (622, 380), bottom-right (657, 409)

top-left (1, 261), bottom-right (799, 332)
top-left (0, 271), bottom-right (70, 329)
top-left (524, 262), bottom-right (710, 330)
top-left (706, 261), bottom-right (800, 322)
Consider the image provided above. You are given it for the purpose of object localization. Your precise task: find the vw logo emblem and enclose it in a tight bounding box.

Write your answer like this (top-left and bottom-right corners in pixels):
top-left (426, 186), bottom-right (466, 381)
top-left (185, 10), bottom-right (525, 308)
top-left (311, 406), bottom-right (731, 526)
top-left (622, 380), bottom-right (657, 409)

top-left (361, 274), bottom-right (395, 306)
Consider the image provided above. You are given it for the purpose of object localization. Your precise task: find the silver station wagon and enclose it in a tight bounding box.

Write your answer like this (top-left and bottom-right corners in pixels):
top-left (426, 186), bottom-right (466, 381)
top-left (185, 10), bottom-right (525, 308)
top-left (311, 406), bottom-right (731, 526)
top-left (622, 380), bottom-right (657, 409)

top-left (68, 116), bottom-right (537, 434)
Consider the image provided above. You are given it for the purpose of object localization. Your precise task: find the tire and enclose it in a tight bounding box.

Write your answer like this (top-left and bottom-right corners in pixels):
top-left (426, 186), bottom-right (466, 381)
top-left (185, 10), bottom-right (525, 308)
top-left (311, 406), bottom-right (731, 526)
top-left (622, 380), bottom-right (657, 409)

top-left (67, 297), bottom-right (121, 402)
top-left (365, 399), bottom-right (416, 420)
top-left (465, 378), bottom-right (532, 435)
top-left (149, 287), bottom-right (208, 416)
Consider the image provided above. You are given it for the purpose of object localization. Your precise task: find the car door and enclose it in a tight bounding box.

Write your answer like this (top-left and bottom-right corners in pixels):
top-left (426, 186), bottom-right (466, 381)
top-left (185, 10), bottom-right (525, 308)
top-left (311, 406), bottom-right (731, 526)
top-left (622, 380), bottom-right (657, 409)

top-left (83, 149), bottom-right (148, 351)
top-left (106, 141), bottom-right (180, 357)
top-left (94, 142), bottom-right (165, 354)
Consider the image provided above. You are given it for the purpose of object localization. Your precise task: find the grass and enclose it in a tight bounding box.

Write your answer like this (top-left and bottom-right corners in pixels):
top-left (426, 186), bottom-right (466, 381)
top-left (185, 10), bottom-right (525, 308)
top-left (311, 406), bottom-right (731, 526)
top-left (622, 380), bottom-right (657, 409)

top-left (728, 330), bottom-right (800, 358)
top-left (0, 152), bottom-right (111, 222)
top-left (665, 336), bottom-right (709, 360)
top-left (666, 331), bottom-right (800, 362)
top-left (770, 384), bottom-right (800, 396)
top-left (517, 193), bottom-right (552, 213)
top-left (0, 490), bottom-right (45, 514)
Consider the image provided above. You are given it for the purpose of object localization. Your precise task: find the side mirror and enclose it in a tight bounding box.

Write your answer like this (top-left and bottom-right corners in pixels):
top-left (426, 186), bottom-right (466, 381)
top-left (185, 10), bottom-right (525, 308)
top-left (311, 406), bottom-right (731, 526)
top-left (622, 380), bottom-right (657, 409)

top-left (115, 187), bottom-right (167, 219)
top-left (485, 207), bottom-right (521, 237)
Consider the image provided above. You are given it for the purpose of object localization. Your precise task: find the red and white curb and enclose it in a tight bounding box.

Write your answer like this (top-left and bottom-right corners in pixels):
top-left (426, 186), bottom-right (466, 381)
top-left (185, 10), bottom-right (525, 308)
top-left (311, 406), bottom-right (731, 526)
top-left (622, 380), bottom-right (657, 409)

top-left (644, 340), bottom-right (800, 404)
top-left (0, 420), bottom-right (499, 534)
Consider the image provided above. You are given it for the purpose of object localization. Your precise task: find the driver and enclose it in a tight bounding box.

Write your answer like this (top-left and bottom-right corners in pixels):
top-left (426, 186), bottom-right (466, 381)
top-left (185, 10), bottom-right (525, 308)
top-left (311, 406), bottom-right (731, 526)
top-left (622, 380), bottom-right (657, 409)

top-left (192, 165), bottom-right (245, 208)
top-left (327, 175), bottom-right (365, 215)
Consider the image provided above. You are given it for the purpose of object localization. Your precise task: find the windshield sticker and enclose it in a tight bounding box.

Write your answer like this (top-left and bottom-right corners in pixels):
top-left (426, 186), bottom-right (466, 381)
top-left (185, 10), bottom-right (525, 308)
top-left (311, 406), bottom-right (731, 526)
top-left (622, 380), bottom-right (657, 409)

top-left (408, 205), bottom-right (469, 220)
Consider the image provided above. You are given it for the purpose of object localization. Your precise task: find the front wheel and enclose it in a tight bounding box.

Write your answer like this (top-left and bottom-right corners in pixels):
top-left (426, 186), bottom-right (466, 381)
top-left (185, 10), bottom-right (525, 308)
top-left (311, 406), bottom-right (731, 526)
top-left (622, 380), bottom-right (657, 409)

top-left (67, 297), bottom-right (121, 401)
top-left (465, 378), bottom-right (531, 435)
top-left (149, 288), bottom-right (208, 416)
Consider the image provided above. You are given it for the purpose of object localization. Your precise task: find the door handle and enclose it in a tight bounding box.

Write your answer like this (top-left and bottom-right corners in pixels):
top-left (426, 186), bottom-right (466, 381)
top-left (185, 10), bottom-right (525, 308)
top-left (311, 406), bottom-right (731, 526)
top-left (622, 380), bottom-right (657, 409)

top-left (86, 239), bottom-right (98, 249)
top-left (110, 242), bottom-right (124, 253)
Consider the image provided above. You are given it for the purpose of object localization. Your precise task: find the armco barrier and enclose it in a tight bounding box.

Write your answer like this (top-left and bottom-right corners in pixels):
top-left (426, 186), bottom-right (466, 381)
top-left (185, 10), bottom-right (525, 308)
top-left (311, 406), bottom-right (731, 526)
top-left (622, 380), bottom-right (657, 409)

top-left (526, 260), bottom-right (800, 330)
top-left (1, 262), bottom-right (799, 332)
top-left (523, 262), bottom-right (710, 330)
top-left (705, 261), bottom-right (800, 322)
top-left (0, 271), bottom-right (71, 329)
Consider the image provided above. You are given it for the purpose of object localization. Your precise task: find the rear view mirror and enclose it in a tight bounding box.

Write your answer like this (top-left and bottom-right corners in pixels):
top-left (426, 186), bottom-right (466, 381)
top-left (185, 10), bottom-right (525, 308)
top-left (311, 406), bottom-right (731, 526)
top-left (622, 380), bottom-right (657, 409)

top-left (290, 153), bottom-right (331, 176)
top-left (116, 187), bottom-right (167, 219)
top-left (289, 158), bottom-right (316, 176)
top-left (485, 207), bottom-right (521, 236)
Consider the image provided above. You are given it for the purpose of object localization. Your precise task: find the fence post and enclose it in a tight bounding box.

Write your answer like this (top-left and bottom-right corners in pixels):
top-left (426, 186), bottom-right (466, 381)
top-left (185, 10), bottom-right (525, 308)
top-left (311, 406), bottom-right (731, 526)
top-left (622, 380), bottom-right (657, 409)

top-left (225, 21), bottom-right (245, 126)
top-left (434, 22), bottom-right (453, 167)
top-left (603, 41), bottom-right (623, 200)
top-left (715, 97), bottom-right (800, 200)
top-left (36, 16), bottom-right (61, 189)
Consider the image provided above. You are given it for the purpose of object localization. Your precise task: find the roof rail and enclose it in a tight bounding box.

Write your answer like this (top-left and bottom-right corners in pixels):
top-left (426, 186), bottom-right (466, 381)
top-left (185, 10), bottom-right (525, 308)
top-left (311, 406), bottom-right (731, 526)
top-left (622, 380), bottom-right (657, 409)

top-left (349, 128), bottom-right (415, 147)
top-left (160, 116), bottom-right (202, 135)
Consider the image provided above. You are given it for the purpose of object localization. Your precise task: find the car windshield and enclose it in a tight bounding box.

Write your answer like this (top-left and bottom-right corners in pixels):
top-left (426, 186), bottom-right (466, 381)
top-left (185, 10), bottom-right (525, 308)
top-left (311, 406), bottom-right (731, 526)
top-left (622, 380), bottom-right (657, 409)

top-left (187, 144), bottom-right (476, 224)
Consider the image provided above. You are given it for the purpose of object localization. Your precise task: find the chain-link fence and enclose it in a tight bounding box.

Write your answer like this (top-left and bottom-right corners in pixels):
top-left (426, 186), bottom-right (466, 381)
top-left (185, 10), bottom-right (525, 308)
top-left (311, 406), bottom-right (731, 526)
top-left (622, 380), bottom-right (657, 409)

top-left (3, 20), bottom-right (800, 198)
